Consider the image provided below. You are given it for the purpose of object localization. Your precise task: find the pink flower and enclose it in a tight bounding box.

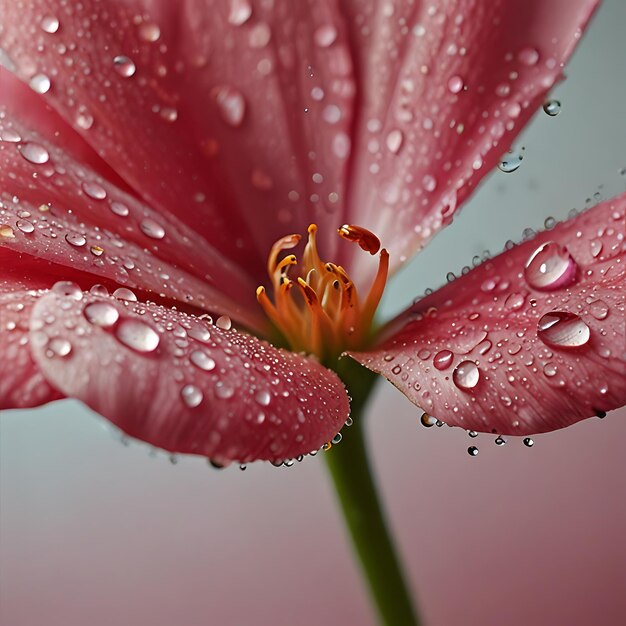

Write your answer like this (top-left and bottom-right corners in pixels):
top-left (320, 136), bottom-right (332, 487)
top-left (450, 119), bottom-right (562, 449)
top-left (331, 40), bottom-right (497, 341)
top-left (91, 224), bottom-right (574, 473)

top-left (0, 0), bottom-right (623, 465)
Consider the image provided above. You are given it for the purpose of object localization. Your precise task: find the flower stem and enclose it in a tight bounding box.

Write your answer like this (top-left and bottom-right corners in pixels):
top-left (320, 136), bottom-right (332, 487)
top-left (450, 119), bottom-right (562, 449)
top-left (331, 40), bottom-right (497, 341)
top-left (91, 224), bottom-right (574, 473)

top-left (325, 361), bottom-right (420, 626)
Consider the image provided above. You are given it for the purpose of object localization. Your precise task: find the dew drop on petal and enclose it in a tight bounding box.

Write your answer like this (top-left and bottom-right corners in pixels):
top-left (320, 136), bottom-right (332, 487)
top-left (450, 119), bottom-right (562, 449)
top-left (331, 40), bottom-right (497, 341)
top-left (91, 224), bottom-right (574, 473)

top-left (48, 337), bottom-right (72, 357)
top-left (65, 232), bottom-right (86, 247)
top-left (40, 15), bottom-right (60, 34)
top-left (447, 75), bottom-right (464, 94)
top-left (82, 181), bottom-right (107, 200)
top-left (110, 201), bottom-right (129, 217)
top-left (228, 0), bottom-right (253, 26)
top-left (543, 100), bottom-right (561, 116)
top-left (29, 73), bottom-right (51, 94)
top-left (0, 224), bottom-right (15, 238)
top-left (139, 218), bottom-right (165, 240)
top-left (138, 22), bottom-right (161, 42)
top-left (433, 349), bottom-right (453, 371)
top-left (75, 106), bottom-right (94, 130)
top-left (524, 241), bottom-right (577, 290)
top-left (17, 142), bottom-right (49, 164)
top-left (537, 311), bottom-right (590, 349)
top-left (453, 361), bottom-right (480, 390)
top-left (420, 413), bottom-right (437, 428)
top-left (504, 292), bottom-right (525, 311)
top-left (518, 47), bottom-right (539, 66)
top-left (254, 389), bottom-right (271, 406)
top-left (16, 219), bottom-right (34, 233)
top-left (190, 349), bottom-right (216, 371)
top-left (215, 381), bottom-right (235, 399)
top-left (590, 238), bottom-right (603, 258)
top-left (83, 301), bottom-right (119, 328)
top-left (188, 326), bottom-right (211, 343)
top-left (115, 319), bottom-right (160, 353)
top-left (467, 446), bottom-right (479, 457)
top-left (113, 55), bottom-right (136, 77)
top-left (588, 299), bottom-right (609, 320)
top-left (314, 24), bottom-right (338, 48)
top-left (113, 287), bottom-right (138, 302)
top-left (181, 384), bottom-right (203, 408)
top-left (214, 86), bottom-right (246, 127)
top-left (216, 315), bottom-right (232, 330)
top-left (52, 281), bottom-right (83, 300)
top-left (386, 129), bottom-right (403, 154)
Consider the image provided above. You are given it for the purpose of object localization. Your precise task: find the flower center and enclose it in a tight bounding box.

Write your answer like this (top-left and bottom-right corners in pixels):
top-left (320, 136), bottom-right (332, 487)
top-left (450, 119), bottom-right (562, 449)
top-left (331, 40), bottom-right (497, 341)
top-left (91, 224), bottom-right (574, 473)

top-left (256, 224), bottom-right (389, 361)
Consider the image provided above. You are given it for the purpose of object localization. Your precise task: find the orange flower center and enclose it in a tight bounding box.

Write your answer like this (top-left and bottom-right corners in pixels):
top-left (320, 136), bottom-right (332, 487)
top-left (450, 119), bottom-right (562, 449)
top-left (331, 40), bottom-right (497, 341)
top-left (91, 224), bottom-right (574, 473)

top-left (256, 224), bottom-right (389, 361)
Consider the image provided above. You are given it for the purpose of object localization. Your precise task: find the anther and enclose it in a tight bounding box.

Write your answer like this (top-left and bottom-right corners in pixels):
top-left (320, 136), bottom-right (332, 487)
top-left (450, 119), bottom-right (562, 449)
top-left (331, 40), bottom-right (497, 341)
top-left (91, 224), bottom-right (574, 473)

top-left (337, 224), bottom-right (381, 255)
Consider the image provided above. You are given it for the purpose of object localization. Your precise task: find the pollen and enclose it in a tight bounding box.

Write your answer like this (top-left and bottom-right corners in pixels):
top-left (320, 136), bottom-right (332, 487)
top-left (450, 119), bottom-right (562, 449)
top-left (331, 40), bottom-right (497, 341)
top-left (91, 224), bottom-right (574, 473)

top-left (256, 224), bottom-right (389, 360)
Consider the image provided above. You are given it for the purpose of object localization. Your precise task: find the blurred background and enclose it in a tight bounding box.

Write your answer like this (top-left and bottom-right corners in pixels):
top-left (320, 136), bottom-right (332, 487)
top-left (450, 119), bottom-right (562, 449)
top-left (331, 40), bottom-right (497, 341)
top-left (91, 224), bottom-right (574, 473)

top-left (1, 0), bottom-right (625, 624)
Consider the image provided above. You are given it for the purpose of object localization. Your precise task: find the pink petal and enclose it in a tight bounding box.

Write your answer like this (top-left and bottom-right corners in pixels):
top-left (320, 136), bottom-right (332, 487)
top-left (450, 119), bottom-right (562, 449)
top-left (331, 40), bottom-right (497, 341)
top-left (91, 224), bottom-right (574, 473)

top-left (0, 0), bottom-right (357, 269)
top-left (351, 195), bottom-right (626, 435)
top-left (0, 260), bottom-right (63, 408)
top-left (340, 0), bottom-right (599, 276)
top-left (28, 285), bottom-right (350, 463)
top-left (0, 105), bottom-right (266, 332)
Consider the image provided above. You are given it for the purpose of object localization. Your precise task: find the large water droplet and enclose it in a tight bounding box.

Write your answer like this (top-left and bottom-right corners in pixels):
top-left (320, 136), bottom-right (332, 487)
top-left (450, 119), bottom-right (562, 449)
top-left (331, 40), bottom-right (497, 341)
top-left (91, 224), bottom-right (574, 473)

top-left (110, 201), bottom-right (129, 217)
top-left (138, 22), bottom-right (161, 42)
top-left (588, 299), bottom-right (609, 320)
top-left (433, 349), bottom-right (453, 371)
top-left (82, 181), bottom-right (107, 200)
top-left (83, 301), bottom-right (119, 328)
top-left (113, 55), bottom-right (136, 77)
top-left (18, 142), bottom-right (49, 164)
top-left (498, 149), bottom-right (524, 173)
top-left (112, 288), bottom-right (138, 302)
top-left (543, 100), bottom-right (561, 116)
top-left (214, 86), bottom-right (246, 127)
top-left (115, 319), bottom-right (160, 353)
top-left (65, 232), bottom-right (86, 247)
top-left (16, 219), bottom-right (34, 234)
top-left (228, 0), bottom-right (253, 26)
top-left (181, 384), bottom-right (203, 408)
top-left (447, 75), bottom-right (464, 94)
top-left (40, 15), bottom-right (60, 34)
top-left (314, 24), bottom-right (338, 48)
top-left (190, 349), bottom-right (216, 371)
top-left (254, 389), bottom-right (271, 406)
top-left (52, 281), bottom-right (83, 300)
top-left (537, 311), bottom-right (590, 349)
top-left (453, 361), bottom-right (480, 390)
top-left (216, 316), bottom-right (232, 331)
top-left (139, 218), bottom-right (165, 240)
top-left (48, 337), bottom-right (72, 357)
top-left (524, 241), bottom-right (577, 290)
top-left (420, 413), bottom-right (437, 428)
top-left (29, 73), bottom-right (51, 94)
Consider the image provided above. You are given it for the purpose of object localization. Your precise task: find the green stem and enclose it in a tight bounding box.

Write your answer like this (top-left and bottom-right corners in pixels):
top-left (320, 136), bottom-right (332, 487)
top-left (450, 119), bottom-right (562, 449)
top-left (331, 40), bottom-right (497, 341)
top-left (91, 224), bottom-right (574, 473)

top-left (325, 361), bottom-right (420, 626)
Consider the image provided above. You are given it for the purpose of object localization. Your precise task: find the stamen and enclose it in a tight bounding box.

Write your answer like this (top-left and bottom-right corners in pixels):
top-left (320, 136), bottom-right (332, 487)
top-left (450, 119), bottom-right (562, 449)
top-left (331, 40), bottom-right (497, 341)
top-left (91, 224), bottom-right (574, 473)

top-left (257, 223), bottom-right (389, 359)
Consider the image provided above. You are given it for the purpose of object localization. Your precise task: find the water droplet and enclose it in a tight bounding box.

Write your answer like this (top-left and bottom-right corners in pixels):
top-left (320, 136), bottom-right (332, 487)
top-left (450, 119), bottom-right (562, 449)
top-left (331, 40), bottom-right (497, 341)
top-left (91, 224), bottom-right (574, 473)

top-left (386, 129), bottom-right (403, 154)
top-left (40, 15), bottom-right (60, 34)
top-left (590, 238), bottom-right (603, 258)
top-left (543, 100), bottom-right (561, 116)
top-left (518, 47), bottom-right (539, 66)
top-left (48, 337), bottom-right (72, 357)
top-left (215, 381), bottom-right (235, 399)
top-left (314, 24), bottom-right (338, 48)
top-left (75, 106), bottom-right (94, 130)
top-left (65, 232), bottom-right (86, 247)
top-left (537, 311), bottom-right (590, 349)
top-left (112, 287), bottom-right (137, 302)
top-left (113, 55), bottom-right (136, 77)
top-left (139, 218), bottom-right (165, 240)
top-left (467, 446), bottom-right (479, 457)
top-left (447, 75), bottom-right (464, 94)
top-left (433, 349), bottom-right (453, 371)
top-left (16, 219), bottom-right (34, 233)
top-left (82, 181), bottom-right (107, 200)
top-left (0, 128), bottom-right (21, 142)
top-left (190, 349), bottom-right (216, 371)
top-left (543, 362), bottom-right (558, 377)
top-left (90, 245), bottom-right (104, 257)
top-left (254, 390), bottom-right (271, 406)
top-left (453, 361), bottom-right (480, 390)
top-left (495, 436), bottom-right (507, 446)
top-left (52, 281), bottom-right (83, 300)
top-left (523, 437), bottom-right (534, 447)
top-left (115, 319), bottom-right (160, 353)
top-left (29, 73), bottom-right (51, 94)
top-left (420, 413), bottom-right (437, 428)
top-left (422, 174), bottom-right (437, 192)
top-left (138, 22), bottom-right (160, 42)
top-left (110, 201), bottom-right (129, 217)
top-left (588, 299), bottom-right (609, 320)
top-left (0, 224), bottom-right (15, 238)
top-left (504, 292), bottom-right (525, 311)
top-left (83, 301), bottom-right (119, 327)
top-left (524, 241), bottom-right (577, 290)
top-left (159, 107), bottom-right (178, 123)
top-left (188, 326), bottom-right (211, 343)
top-left (214, 86), bottom-right (246, 127)
top-left (18, 142), bottom-right (49, 164)
top-left (468, 430), bottom-right (478, 438)
top-left (498, 150), bottom-right (524, 173)
top-left (216, 315), bottom-right (232, 331)
top-left (181, 384), bottom-right (203, 408)
top-left (228, 0), bottom-right (253, 25)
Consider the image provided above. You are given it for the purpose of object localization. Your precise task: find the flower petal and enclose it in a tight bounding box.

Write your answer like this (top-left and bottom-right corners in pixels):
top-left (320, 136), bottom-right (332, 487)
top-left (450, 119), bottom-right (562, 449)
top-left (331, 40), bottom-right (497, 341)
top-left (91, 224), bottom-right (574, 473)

top-left (0, 0), bottom-right (357, 269)
top-left (0, 104), bottom-right (265, 332)
top-left (339, 0), bottom-right (599, 275)
top-left (0, 256), bottom-right (63, 408)
top-left (351, 194), bottom-right (626, 435)
top-left (28, 286), bottom-right (350, 463)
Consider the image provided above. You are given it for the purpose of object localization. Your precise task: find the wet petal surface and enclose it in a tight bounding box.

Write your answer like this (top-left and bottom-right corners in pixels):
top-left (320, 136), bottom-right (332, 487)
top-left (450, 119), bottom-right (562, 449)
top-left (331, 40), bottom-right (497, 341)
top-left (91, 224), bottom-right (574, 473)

top-left (351, 195), bottom-right (626, 435)
top-left (28, 286), bottom-right (350, 463)
top-left (339, 0), bottom-right (599, 276)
